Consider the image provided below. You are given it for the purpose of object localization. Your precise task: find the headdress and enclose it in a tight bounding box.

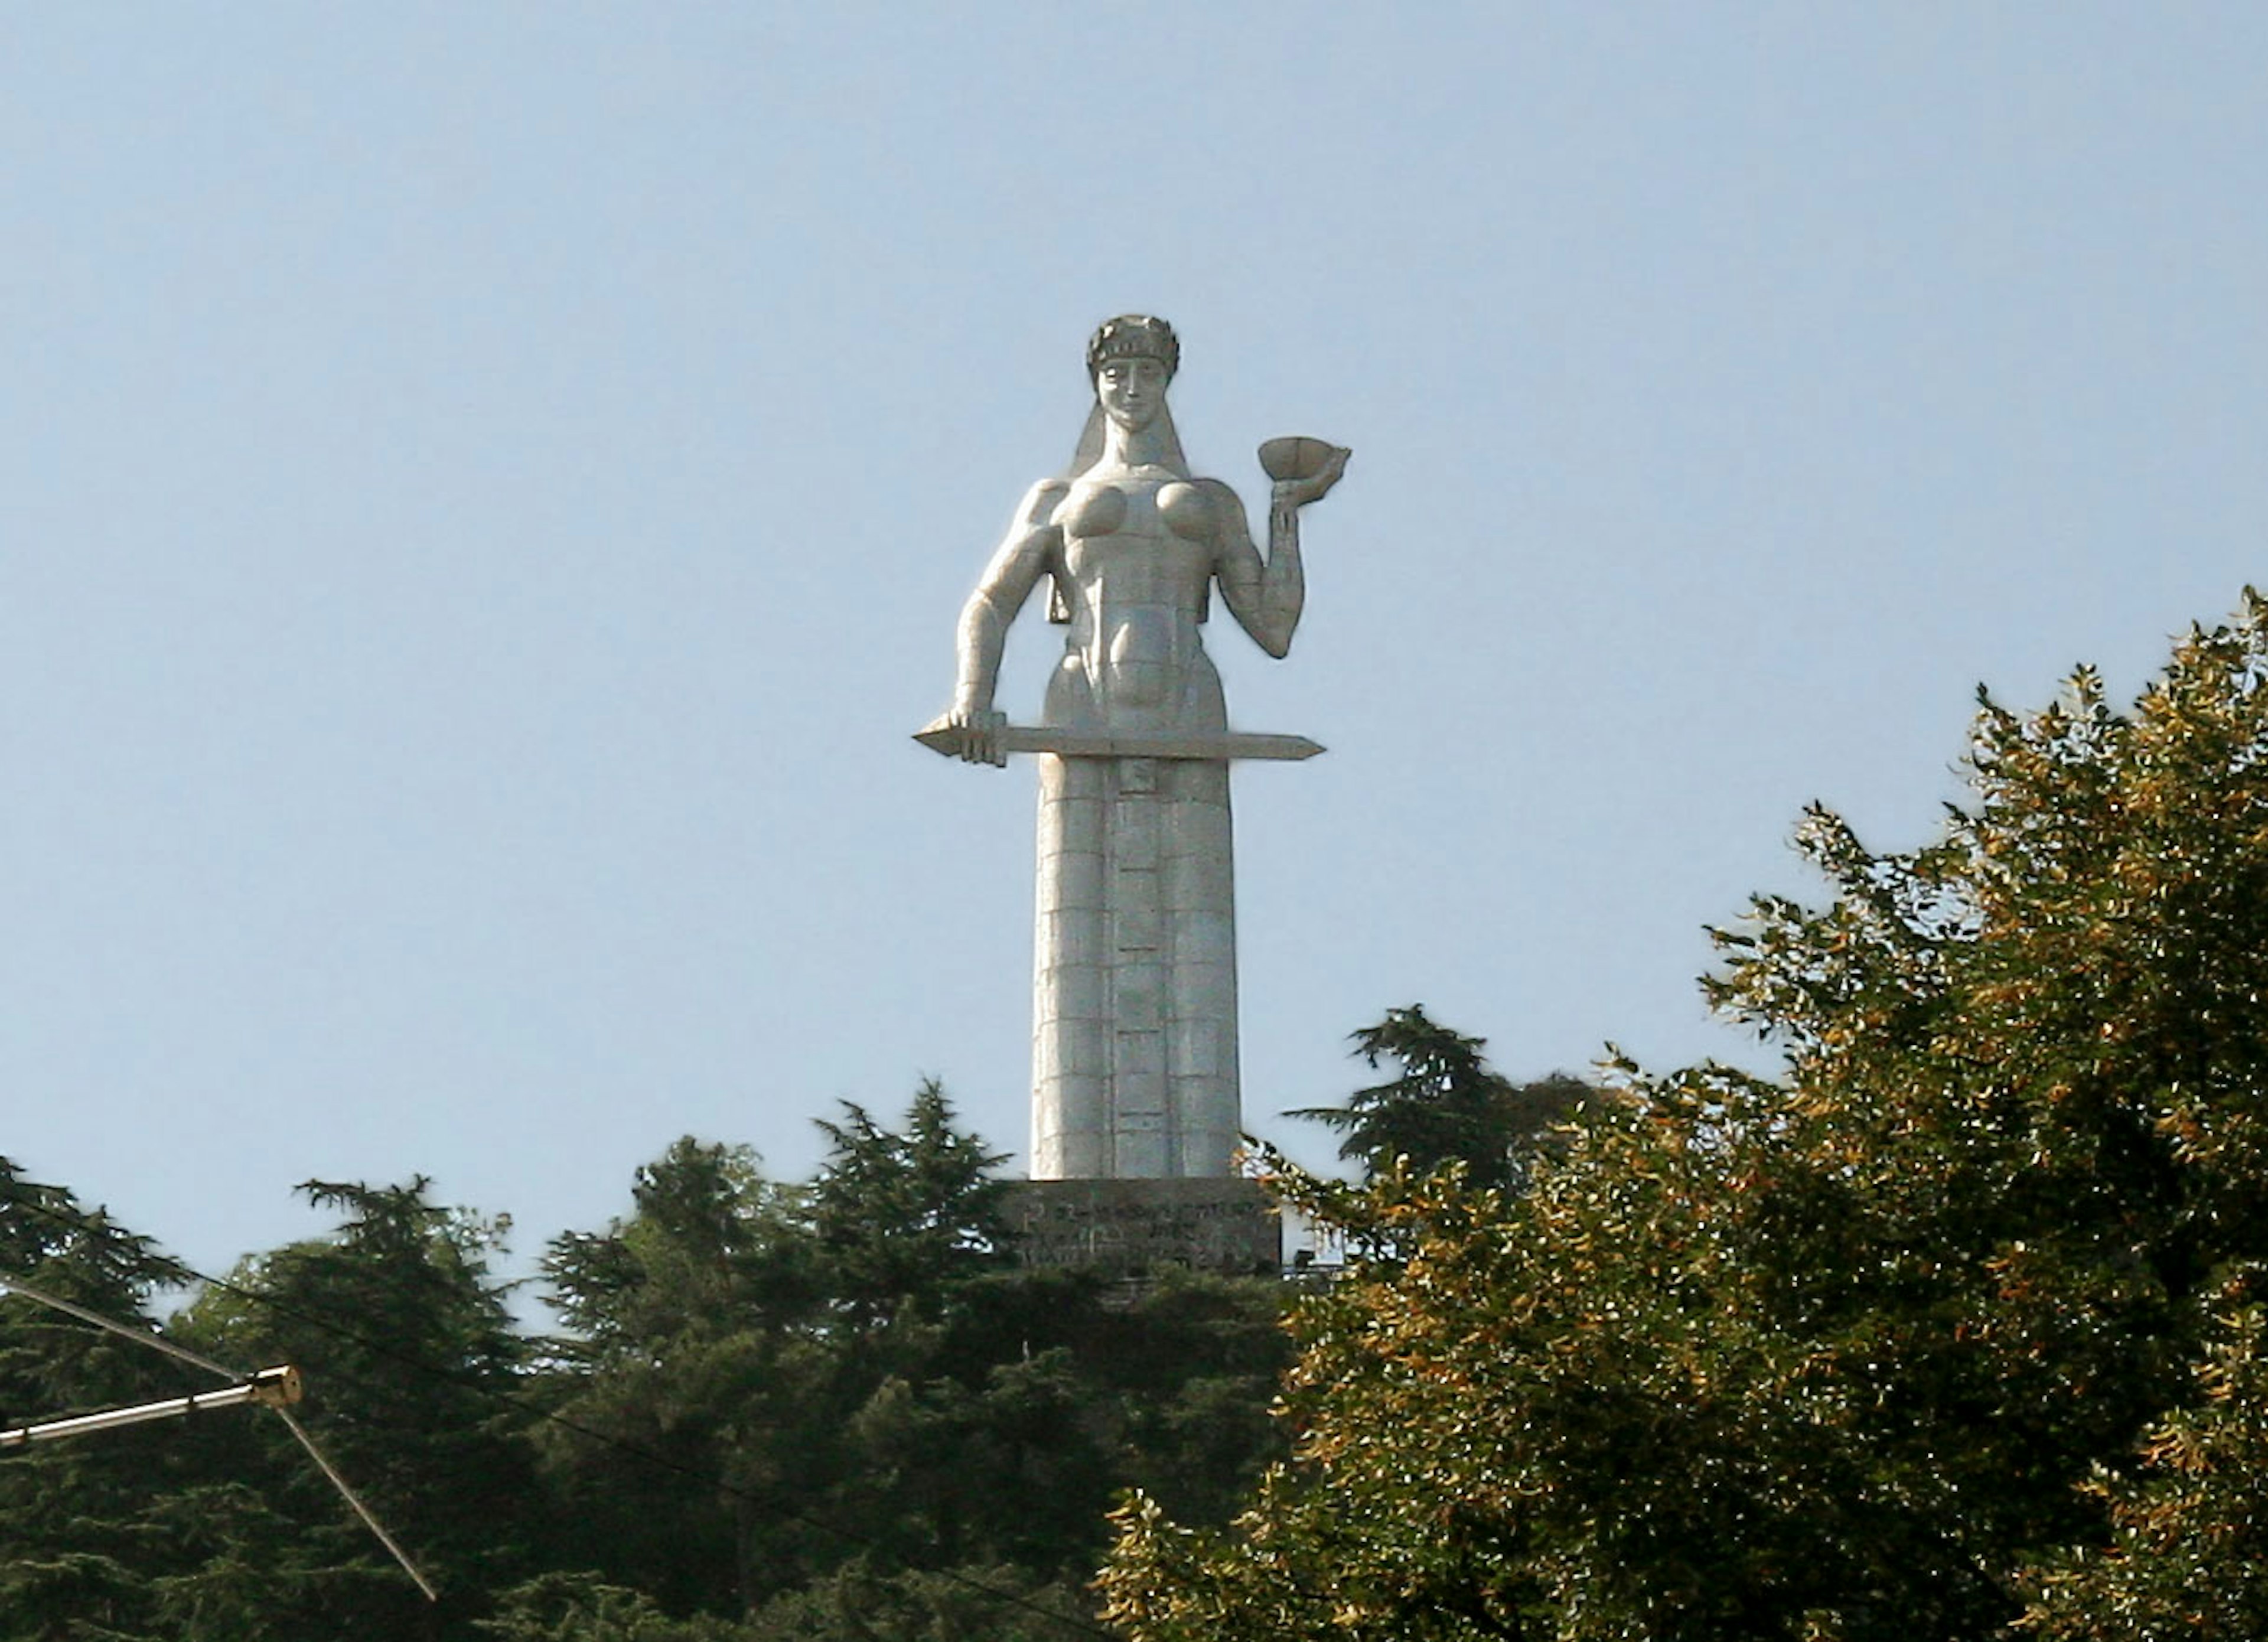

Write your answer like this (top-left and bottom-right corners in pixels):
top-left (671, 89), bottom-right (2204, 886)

top-left (1086, 314), bottom-right (1179, 382)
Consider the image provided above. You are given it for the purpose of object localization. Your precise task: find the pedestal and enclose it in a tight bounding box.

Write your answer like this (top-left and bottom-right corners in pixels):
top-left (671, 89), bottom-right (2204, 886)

top-left (1001, 1177), bottom-right (1280, 1278)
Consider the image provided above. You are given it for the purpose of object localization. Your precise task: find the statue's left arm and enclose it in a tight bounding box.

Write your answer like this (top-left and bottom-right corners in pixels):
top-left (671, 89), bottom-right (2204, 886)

top-left (1208, 448), bottom-right (1348, 659)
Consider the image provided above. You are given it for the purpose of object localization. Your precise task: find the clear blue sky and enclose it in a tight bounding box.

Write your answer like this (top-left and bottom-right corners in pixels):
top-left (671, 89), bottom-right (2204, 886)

top-left (6, 5), bottom-right (2266, 1291)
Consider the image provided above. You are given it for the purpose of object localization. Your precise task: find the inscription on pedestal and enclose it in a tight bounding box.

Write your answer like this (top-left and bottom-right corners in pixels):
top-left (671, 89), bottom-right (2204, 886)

top-left (1001, 1177), bottom-right (1280, 1277)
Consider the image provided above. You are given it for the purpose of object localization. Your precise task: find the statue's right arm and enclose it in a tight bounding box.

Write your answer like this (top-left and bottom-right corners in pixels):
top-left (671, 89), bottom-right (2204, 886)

top-left (939, 481), bottom-right (1067, 765)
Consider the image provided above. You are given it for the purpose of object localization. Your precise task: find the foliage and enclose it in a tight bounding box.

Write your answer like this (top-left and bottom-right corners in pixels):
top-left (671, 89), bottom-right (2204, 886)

top-left (479, 1571), bottom-right (752, 1640)
top-left (1284, 1004), bottom-right (1589, 1193)
top-left (739, 1561), bottom-right (1093, 1642)
top-left (546, 1137), bottom-right (816, 1353)
top-left (534, 1089), bottom-right (1289, 1637)
top-left (1104, 593), bottom-right (2268, 1640)
top-left (806, 1079), bottom-right (1014, 1325)
top-left (2020, 1265), bottom-right (2268, 1639)
top-left (534, 1089), bottom-right (1025, 1615)
top-left (0, 1162), bottom-right (233, 1641)
top-left (171, 1175), bottom-right (546, 1636)
top-left (0, 1166), bottom-right (544, 1639)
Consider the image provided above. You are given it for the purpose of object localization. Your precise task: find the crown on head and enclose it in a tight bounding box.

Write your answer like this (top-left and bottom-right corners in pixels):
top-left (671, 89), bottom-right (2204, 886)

top-left (1086, 314), bottom-right (1179, 382)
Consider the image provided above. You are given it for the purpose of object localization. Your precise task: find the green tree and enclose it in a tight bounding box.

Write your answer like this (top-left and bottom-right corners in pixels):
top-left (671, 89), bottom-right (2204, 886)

top-left (479, 1571), bottom-right (752, 1641)
top-left (172, 1177), bottom-right (543, 1638)
top-left (139, 1482), bottom-right (347, 1642)
top-left (2021, 1265), bottom-right (2268, 1638)
top-left (539, 1092), bottom-right (1292, 1641)
top-left (1105, 593), bottom-right (2268, 1641)
top-left (546, 1138), bottom-right (817, 1353)
top-left (536, 1089), bottom-right (1022, 1621)
top-left (804, 1079), bottom-right (1012, 1327)
top-left (0, 1159), bottom-right (196, 1639)
top-left (539, 1138), bottom-right (821, 1617)
top-left (740, 1561), bottom-right (1093, 1642)
top-left (1285, 1005), bottom-right (1588, 1193)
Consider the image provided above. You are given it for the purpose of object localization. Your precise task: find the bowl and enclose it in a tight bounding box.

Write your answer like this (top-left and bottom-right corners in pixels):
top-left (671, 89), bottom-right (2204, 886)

top-left (1257, 436), bottom-right (1341, 483)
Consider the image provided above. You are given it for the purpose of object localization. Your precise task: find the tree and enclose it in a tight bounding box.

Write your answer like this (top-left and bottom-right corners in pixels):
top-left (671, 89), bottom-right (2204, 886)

top-left (2021, 1265), bottom-right (2268, 1638)
top-left (0, 1167), bottom-right (532, 1640)
top-left (539, 1139), bottom-right (819, 1617)
top-left (4, 1088), bottom-right (1297, 1640)
top-left (538, 1091), bottom-right (1293, 1640)
top-left (172, 1177), bottom-right (544, 1638)
top-left (535, 1090), bottom-right (1026, 1622)
top-left (1104, 592), bottom-right (2268, 1641)
top-left (1285, 1005), bottom-right (1588, 1193)
top-left (546, 1138), bottom-right (817, 1354)
top-left (478, 1571), bottom-right (751, 1641)
top-left (804, 1079), bottom-right (1012, 1327)
top-left (0, 1159), bottom-right (198, 1639)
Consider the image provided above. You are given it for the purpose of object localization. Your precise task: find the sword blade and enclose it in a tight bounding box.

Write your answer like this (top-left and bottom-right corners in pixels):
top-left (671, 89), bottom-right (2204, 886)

top-left (915, 723), bottom-right (1324, 762)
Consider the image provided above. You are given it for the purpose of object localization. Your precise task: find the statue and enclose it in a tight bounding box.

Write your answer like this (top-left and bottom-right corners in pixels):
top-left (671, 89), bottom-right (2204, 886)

top-left (920, 315), bottom-right (1348, 1179)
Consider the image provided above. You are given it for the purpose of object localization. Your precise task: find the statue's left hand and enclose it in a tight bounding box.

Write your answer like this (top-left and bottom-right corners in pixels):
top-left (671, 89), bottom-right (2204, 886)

top-left (1273, 445), bottom-right (1351, 509)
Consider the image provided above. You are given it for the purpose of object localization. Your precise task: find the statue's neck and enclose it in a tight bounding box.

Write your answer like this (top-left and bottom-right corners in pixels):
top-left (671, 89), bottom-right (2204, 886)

top-left (1100, 417), bottom-right (1175, 471)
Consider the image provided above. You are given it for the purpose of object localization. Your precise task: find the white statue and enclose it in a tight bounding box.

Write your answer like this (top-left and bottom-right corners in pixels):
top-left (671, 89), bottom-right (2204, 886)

top-left (920, 316), bottom-right (1348, 1178)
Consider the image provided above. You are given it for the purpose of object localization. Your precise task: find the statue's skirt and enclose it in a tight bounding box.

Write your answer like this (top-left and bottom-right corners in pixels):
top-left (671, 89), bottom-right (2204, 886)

top-left (1029, 752), bottom-right (1239, 1178)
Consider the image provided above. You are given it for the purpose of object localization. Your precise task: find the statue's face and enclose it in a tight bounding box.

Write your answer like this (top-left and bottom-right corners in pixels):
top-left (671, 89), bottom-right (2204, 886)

top-left (1096, 356), bottom-right (1169, 432)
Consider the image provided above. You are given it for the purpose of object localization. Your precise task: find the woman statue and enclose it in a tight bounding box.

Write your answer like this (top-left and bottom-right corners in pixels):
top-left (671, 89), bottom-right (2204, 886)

top-left (927, 315), bottom-right (1348, 1179)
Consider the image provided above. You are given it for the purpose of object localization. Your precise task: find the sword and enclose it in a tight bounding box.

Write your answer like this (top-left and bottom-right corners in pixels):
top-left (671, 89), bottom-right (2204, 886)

top-left (914, 719), bottom-right (1323, 762)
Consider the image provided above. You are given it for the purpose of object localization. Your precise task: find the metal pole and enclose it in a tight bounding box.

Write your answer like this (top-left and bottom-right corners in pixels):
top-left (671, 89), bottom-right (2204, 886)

top-left (1, 1365), bottom-right (301, 1450)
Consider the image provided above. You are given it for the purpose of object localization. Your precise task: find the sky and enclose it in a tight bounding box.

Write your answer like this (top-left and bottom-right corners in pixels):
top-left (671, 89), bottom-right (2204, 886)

top-left (5, 5), bottom-right (2267, 1300)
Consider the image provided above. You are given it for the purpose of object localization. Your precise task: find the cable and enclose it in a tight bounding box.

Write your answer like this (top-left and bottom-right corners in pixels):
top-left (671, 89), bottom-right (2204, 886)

top-left (275, 1406), bottom-right (441, 1603)
top-left (0, 1182), bottom-right (1122, 1641)
top-left (0, 1273), bottom-right (239, 1380)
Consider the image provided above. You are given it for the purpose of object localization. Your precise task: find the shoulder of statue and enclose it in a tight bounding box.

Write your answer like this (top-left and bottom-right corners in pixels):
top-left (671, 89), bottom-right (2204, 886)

top-left (1011, 478), bottom-right (1073, 534)
top-left (1192, 477), bottom-right (1253, 528)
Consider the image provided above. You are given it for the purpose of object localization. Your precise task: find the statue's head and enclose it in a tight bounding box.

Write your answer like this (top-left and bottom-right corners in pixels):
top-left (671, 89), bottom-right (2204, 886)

top-left (1087, 315), bottom-right (1177, 435)
top-left (1086, 314), bottom-right (1179, 383)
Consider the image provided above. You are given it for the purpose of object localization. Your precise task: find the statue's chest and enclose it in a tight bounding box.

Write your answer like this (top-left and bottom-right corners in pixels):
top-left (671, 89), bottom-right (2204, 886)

top-left (1057, 477), bottom-right (1213, 598)
top-left (1057, 475), bottom-right (1211, 545)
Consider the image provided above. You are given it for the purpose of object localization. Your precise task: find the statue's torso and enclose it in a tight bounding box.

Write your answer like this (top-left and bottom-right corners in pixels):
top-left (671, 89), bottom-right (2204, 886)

top-left (1045, 465), bottom-right (1227, 732)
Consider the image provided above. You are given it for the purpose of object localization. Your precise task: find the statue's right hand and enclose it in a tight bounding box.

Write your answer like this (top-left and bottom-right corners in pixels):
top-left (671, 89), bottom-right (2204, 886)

top-left (1273, 444), bottom-right (1351, 509)
top-left (943, 708), bottom-right (1008, 767)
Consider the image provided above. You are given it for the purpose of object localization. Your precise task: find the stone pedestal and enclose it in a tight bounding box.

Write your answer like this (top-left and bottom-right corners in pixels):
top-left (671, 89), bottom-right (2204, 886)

top-left (1001, 1177), bottom-right (1280, 1278)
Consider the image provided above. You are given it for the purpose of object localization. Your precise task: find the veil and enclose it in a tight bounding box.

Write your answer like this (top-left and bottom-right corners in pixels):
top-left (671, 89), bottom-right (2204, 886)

top-left (1064, 400), bottom-right (1188, 480)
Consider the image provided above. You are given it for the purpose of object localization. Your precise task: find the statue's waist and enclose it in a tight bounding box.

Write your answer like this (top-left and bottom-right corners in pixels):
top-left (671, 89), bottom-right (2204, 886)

top-left (1065, 602), bottom-right (1205, 647)
top-left (1047, 633), bottom-right (1224, 725)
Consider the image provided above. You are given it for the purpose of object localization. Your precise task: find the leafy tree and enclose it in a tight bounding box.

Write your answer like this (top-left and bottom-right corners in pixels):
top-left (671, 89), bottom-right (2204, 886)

top-left (539, 1092), bottom-right (1291, 1640)
top-left (0, 1159), bottom-right (195, 1640)
top-left (479, 1571), bottom-right (751, 1640)
top-left (172, 1177), bottom-right (543, 1638)
top-left (535, 1089), bottom-right (1021, 1620)
top-left (139, 1481), bottom-right (351, 1642)
top-left (739, 1560), bottom-right (1093, 1642)
top-left (546, 1139), bottom-right (817, 1354)
top-left (1106, 593), bottom-right (2268, 1641)
top-left (804, 1079), bottom-right (1012, 1327)
top-left (1285, 1005), bottom-right (1589, 1193)
top-left (4, 1086), bottom-right (1296, 1641)
top-left (2021, 1264), bottom-right (2268, 1638)
top-left (539, 1138), bottom-right (822, 1616)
